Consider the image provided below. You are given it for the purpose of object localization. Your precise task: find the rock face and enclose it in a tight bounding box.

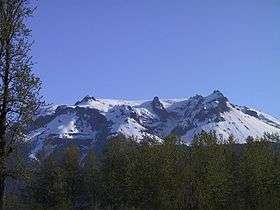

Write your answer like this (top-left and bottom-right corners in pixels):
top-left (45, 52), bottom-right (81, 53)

top-left (151, 96), bottom-right (169, 121)
top-left (75, 95), bottom-right (96, 106)
top-left (28, 91), bottom-right (280, 159)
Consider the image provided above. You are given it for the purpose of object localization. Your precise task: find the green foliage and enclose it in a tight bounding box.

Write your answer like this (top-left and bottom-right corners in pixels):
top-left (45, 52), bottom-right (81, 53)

top-left (83, 148), bottom-right (98, 209)
top-left (22, 145), bottom-right (85, 209)
top-left (60, 145), bottom-right (84, 207)
top-left (191, 132), bottom-right (239, 209)
top-left (22, 157), bottom-right (67, 209)
top-left (19, 133), bottom-right (280, 210)
top-left (240, 140), bottom-right (280, 209)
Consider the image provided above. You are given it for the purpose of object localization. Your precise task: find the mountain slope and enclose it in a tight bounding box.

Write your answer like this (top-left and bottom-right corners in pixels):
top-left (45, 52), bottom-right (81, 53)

top-left (28, 91), bottom-right (280, 159)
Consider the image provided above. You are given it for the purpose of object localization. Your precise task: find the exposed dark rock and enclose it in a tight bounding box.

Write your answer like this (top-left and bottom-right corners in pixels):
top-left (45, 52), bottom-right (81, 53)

top-left (31, 114), bottom-right (56, 130)
top-left (152, 96), bottom-right (169, 121)
top-left (113, 105), bottom-right (141, 124)
top-left (55, 105), bottom-right (75, 115)
top-left (209, 90), bottom-right (229, 102)
top-left (75, 95), bottom-right (96, 105)
top-left (183, 91), bottom-right (230, 124)
top-left (74, 107), bottom-right (108, 131)
top-left (242, 107), bottom-right (259, 119)
top-left (28, 90), bottom-right (280, 159)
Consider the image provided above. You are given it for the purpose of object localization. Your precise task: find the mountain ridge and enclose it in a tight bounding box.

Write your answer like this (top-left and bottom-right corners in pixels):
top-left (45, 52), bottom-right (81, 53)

top-left (29, 90), bottom-right (280, 159)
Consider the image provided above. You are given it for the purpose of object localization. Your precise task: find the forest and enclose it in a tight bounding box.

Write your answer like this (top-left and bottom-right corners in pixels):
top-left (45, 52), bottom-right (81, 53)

top-left (4, 132), bottom-right (280, 210)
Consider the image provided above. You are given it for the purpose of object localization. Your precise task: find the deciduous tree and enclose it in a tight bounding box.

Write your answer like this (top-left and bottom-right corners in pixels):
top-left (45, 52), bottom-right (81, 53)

top-left (0, 0), bottom-right (42, 208)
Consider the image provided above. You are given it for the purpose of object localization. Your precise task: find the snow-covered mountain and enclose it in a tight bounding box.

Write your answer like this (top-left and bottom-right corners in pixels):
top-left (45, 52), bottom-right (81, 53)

top-left (28, 90), bottom-right (280, 159)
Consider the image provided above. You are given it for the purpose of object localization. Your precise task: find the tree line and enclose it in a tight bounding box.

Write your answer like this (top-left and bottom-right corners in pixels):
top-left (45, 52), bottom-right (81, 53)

top-left (4, 132), bottom-right (280, 210)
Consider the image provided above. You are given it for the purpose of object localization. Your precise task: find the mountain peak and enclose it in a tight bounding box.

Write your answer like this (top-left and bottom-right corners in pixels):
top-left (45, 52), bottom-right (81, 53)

top-left (152, 96), bottom-right (169, 120)
top-left (206, 90), bottom-right (228, 102)
top-left (75, 95), bottom-right (96, 105)
top-left (152, 96), bottom-right (160, 103)
top-left (30, 90), bottom-right (280, 158)
top-left (152, 96), bottom-right (164, 109)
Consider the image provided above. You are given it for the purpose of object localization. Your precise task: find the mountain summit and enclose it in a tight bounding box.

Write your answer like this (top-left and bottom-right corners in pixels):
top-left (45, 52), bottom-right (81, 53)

top-left (74, 95), bottom-right (96, 105)
top-left (29, 91), bottom-right (280, 159)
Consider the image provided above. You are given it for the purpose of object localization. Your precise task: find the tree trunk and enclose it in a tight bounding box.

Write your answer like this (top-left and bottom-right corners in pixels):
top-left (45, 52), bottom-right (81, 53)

top-left (0, 174), bottom-right (4, 210)
top-left (0, 125), bottom-right (6, 210)
top-left (0, 138), bottom-right (6, 210)
top-left (0, 22), bottom-right (11, 210)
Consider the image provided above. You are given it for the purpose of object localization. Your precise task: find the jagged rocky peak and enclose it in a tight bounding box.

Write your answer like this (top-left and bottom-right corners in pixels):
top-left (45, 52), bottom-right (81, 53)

top-left (152, 96), bottom-right (165, 111)
top-left (181, 90), bottom-right (231, 123)
top-left (152, 96), bottom-right (169, 121)
top-left (75, 95), bottom-right (96, 105)
top-left (81, 95), bottom-right (96, 102)
top-left (28, 90), bottom-right (280, 159)
top-left (204, 90), bottom-right (230, 114)
top-left (190, 94), bottom-right (203, 100)
top-left (205, 90), bottom-right (228, 103)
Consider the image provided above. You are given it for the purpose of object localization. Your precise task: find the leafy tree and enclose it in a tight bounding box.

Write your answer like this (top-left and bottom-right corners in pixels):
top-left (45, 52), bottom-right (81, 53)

top-left (0, 0), bottom-right (42, 208)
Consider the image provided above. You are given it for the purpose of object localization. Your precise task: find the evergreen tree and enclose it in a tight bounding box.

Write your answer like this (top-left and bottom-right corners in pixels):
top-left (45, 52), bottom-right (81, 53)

top-left (128, 136), bottom-right (161, 209)
top-left (60, 145), bottom-right (84, 209)
top-left (223, 135), bottom-right (243, 209)
top-left (19, 133), bottom-right (280, 210)
top-left (191, 132), bottom-right (238, 209)
top-left (98, 136), bottom-right (136, 209)
top-left (83, 148), bottom-right (98, 209)
top-left (241, 138), bottom-right (280, 209)
top-left (22, 157), bottom-right (67, 209)
top-left (158, 135), bottom-right (187, 210)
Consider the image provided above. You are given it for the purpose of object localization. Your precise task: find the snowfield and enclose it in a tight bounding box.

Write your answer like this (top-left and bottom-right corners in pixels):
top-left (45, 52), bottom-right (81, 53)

top-left (29, 91), bottom-right (280, 158)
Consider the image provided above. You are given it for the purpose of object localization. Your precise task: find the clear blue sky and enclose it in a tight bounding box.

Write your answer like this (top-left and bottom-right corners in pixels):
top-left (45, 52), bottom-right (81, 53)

top-left (31, 0), bottom-right (280, 117)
